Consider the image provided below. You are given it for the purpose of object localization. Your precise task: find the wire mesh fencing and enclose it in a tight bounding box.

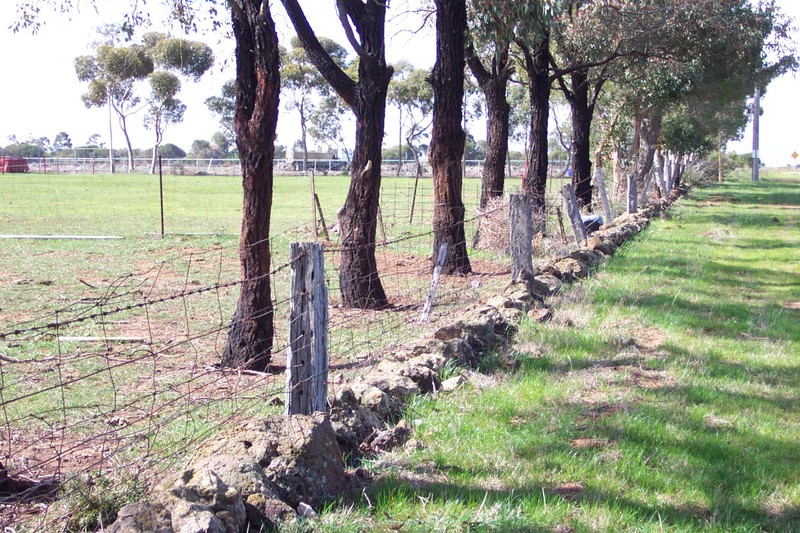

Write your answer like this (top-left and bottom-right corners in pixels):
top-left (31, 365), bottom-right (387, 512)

top-left (0, 169), bottom-right (657, 528)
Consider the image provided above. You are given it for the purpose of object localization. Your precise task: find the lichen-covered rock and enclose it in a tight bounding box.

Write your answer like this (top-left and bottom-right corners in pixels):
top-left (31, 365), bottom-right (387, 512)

top-left (568, 249), bottom-right (600, 268)
top-left (172, 414), bottom-right (347, 511)
top-left (534, 274), bottom-right (562, 295)
top-left (171, 499), bottom-right (227, 533)
top-left (243, 494), bottom-right (295, 531)
top-left (169, 468), bottom-right (246, 533)
top-left (362, 370), bottom-right (419, 405)
top-left (339, 381), bottom-right (398, 420)
top-left (362, 420), bottom-right (412, 454)
top-left (106, 501), bottom-right (173, 533)
top-left (405, 353), bottom-right (448, 374)
top-left (554, 258), bottom-right (588, 280)
top-left (585, 236), bottom-right (616, 256)
top-left (329, 397), bottom-right (385, 458)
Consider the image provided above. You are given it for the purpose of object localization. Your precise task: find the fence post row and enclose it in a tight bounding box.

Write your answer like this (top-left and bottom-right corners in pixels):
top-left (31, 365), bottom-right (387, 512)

top-left (626, 174), bottom-right (638, 214)
top-left (286, 242), bottom-right (329, 416)
top-left (509, 194), bottom-right (534, 280)
top-left (593, 167), bottom-right (614, 225)
top-left (560, 184), bottom-right (588, 245)
top-left (421, 243), bottom-right (448, 322)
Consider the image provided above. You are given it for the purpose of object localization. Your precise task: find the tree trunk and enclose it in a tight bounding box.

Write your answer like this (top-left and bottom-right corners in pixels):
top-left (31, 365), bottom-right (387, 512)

top-left (119, 114), bottom-right (135, 173)
top-left (429, 0), bottom-right (470, 275)
top-left (569, 70), bottom-right (593, 209)
top-left (299, 93), bottom-right (310, 172)
top-left (519, 33), bottom-right (550, 213)
top-left (149, 112), bottom-right (163, 175)
top-left (221, 0), bottom-right (280, 371)
top-left (633, 109), bottom-right (663, 190)
top-left (467, 45), bottom-right (511, 209)
top-left (337, 82), bottom-right (389, 307)
top-left (281, 0), bottom-right (391, 309)
top-left (480, 87), bottom-right (509, 207)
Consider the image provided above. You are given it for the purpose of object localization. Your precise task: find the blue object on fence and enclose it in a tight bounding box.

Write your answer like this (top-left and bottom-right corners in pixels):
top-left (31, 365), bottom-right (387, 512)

top-left (581, 214), bottom-right (604, 234)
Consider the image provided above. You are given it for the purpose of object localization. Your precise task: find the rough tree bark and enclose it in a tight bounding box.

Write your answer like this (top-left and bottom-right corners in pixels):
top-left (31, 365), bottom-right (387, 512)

top-left (221, 1), bottom-right (281, 371)
top-left (466, 44), bottom-right (512, 209)
top-left (633, 109), bottom-right (663, 190)
top-left (519, 33), bottom-right (551, 213)
top-left (429, 0), bottom-right (471, 275)
top-left (567, 69), bottom-right (594, 209)
top-left (281, 0), bottom-right (392, 308)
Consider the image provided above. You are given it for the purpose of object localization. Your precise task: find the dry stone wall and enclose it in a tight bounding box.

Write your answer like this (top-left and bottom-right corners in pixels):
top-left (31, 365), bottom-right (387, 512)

top-left (108, 188), bottom-right (686, 532)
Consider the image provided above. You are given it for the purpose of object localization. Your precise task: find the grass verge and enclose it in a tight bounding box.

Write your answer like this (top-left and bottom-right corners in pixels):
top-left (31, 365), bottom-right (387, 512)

top-left (300, 169), bottom-right (800, 532)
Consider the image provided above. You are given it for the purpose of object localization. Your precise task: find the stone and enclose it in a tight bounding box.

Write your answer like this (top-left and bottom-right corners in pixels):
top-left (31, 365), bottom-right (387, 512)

top-left (297, 502), bottom-right (317, 518)
top-left (189, 414), bottom-right (348, 509)
top-left (527, 307), bottom-right (553, 322)
top-left (405, 353), bottom-right (448, 374)
top-left (169, 468), bottom-right (246, 533)
top-left (497, 306), bottom-right (524, 323)
top-left (454, 305), bottom-right (510, 349)
top-left (376, 360), bottom-right (441, 394)
top-left (487, 294), bottom-right (518, 310)
top-left (343, 382), bottom-right (397, 420)
top-left (441, 375), bottom-right (465, 391)
top-left (244, 494), bottom-right (295, 531)
top-left (106, 501), bottom-right (173, 533)
top-left (534, 274), bottom-right (561, 296)
top-left (171, 500), bottom-right (226, 533)
top-left (554, 258), bottom-right (588, 279)
top-left (328, 402), bottom-right (384, 458)
top-left (363, 420), bottom-right (412, 454)
top-left (362, 370), bottom-right (419, 405)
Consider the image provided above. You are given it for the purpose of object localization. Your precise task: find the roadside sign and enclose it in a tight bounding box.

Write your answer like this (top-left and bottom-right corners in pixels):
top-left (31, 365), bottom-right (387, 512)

top-left (792, 151), bottom-right (799, 160)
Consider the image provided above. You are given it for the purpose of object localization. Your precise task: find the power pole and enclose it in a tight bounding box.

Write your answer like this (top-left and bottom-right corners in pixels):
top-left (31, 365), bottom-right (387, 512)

top-left (752, 86), bottom-right (760, 182)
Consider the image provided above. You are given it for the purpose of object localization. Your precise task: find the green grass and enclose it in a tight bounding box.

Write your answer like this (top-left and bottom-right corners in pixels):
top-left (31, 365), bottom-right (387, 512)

top-left (296, 169), bottom-right (800, 532)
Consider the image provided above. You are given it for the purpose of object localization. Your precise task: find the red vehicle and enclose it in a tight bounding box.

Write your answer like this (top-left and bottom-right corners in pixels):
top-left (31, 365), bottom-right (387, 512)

top-left (0, 156), bottom-right (30, 173)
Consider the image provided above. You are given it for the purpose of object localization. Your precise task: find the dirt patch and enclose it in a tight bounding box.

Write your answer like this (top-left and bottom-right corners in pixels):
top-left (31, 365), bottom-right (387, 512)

top-left (783, 301), bottom-right (800, 311)
top-left (698, 195), bottom-right (738, 207)
top-left (552, 482), bottom-right (583, 500)
top-left (570, 438), bottom-right (611, 450)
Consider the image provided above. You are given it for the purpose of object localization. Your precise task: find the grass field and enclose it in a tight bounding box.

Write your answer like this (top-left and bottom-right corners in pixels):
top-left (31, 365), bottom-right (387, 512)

top-left (291, 169), bottom-right (800, 532)
top-left (0, 170), bottom-right (534, 531)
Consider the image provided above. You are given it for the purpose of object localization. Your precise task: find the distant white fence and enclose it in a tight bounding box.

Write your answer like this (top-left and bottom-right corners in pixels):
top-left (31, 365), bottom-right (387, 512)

top-left (11, 156), bottom-right (569, 178)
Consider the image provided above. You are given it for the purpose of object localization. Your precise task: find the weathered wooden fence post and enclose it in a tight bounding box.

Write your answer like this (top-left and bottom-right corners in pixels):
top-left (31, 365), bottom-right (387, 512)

top-left (286, 242), bottom-right (329, 415)
top-left (626, 174), bottom-right (638, 214)
top-left (639, 170), bottom-right (655, 207)
top-left (421, 243), bottom-right (448, 322)
top-left (560, 184), bottom-right (588, 244)
top-left (593, 167), bottom-right (614, 225)
top-left (509, 194), bottom-right (534, 280)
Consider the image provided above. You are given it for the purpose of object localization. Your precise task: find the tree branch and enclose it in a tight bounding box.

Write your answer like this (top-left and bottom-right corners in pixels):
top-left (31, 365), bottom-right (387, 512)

top-left (280, 0), bottom-right (358, 108)
top-left (336, 0), bottom-right (367, 58)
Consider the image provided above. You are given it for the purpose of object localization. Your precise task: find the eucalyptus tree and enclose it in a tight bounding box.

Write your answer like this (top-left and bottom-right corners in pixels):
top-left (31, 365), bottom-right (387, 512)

top-left (141, 32), bottom-right (214, 173)
top-left (429, 0), bottom-right (471, 274)
top-left (466, 1), bottom-right (555, 210)
top-left (549, 0), bottom-right (794, 208)
top-left (281, 35), bottom-right (349, 170)
top-left (280, 0), bottom-right (394, 308)
top-left (622, 0), bottom-right (793, 191)
top-left (205, 79), bottom-right (236, 143)
top-left (18, 0), bottom-right (283, 371)
top-left (307, 94), bottom-right (351, 164)
top-left (143, 72), bottom-right (186, 172)
top-left (387, 61), bottom-right (434, 178)
top-left (74, 37), bottom-right (153, 172)
top-left (53, 132), bottom-right (73, 151)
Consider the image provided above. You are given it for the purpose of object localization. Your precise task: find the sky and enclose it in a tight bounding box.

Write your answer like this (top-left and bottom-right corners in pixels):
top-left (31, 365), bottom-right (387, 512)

top-left (0, 0), bottom-right (797, 166)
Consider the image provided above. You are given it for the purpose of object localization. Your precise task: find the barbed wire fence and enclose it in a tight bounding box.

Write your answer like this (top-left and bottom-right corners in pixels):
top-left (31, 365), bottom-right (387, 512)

top-left (0, 163), bottom-right (640, 529)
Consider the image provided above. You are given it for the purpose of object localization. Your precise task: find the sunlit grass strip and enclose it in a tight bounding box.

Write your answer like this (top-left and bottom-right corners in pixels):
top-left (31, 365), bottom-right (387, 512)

top-left (303, 170), bottom-right (800, 532)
